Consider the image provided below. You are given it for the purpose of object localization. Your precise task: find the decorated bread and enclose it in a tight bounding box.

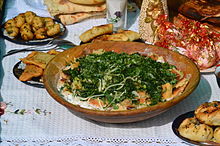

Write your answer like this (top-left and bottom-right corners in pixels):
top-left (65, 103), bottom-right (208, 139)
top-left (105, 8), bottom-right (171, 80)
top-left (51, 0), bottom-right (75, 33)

top-left (195, 101), bottom-right (220, 126)
top-left (178, 117), bottom-right (213, 142)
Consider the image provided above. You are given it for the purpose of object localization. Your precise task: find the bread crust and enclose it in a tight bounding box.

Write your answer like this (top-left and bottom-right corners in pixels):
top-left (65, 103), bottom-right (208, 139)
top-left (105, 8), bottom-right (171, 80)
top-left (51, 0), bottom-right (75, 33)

top-left (195, 101), bottom-right (220, 126)
top-left (57, 12), bottom-right (105, 25)
top-left (44, 0), bottom-right (106, 16)
top-left (68, 0), bottom-right (105, 5)
top-left (92, 30), bottom-right (140, 42)
top-left (213, 127), bottom-right (220, 143)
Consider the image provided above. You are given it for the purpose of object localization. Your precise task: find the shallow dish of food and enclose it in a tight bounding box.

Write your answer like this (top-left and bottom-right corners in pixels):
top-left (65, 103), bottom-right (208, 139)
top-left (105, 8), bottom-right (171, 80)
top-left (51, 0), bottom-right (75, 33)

top-left (13, 49), bottom-right (61, 88)
top-left (172, 101), bottom-right (220, 145)
top-left (1, 11), bottom-right (66, 45)
top-left (43, 41), bottom-right (200, 123)
top-left (13, 61), bottom-right (44, 88)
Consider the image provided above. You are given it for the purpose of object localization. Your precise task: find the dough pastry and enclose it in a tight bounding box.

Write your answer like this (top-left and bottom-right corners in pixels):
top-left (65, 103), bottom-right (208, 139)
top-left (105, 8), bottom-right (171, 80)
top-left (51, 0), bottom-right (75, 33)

top-left (79, 23), bottom-right (113, 43)
top-left (195, 101), bottom-right (220, 126)
top-left (178, 117), bottom-right (213, 142)
top-left (92, 30), bottom-right (140, 42)
top-left (213, 127), bottom-right (220, 143)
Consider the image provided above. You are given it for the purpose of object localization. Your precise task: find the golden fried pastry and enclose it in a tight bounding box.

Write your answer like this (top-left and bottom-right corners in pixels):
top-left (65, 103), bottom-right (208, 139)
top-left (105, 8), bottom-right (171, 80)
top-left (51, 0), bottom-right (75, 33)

top-left (46, 24), bottom-right (61, 37)
top-left (213, 127), bottom-right (220, 143)
top-left (34, 28), bottom-right (47, 39)
top-left (14, 13), bottom-right (25, 28)
top-left (195, 101), bottom-right (220, 126)
top-left (79, 24), bottom-right (113, 43)
top-left (20, 29), bottom-right (34, 41)
top-left (92, 29), bottom-right (141, 42)
top-left (92, 33), bottom-right (129, 42)
top-left (4, 19), bottom-right (16, 28)
top-left (178, 117), bottom-right (213, 142)
top-left (5, 26), bottom-right (19, 37)
top-left (44, 17), bottom-right (55, 28)
top-left (24, 11), bottom-right (36, 24)
top-left (68, 0), bottom-right (105, 5)
top-left (4, 11), bottom-right (61, 41)
top-left (32, 16), bottom-right (45, 31)
top-left (20, 51), bottom-right (55, 69)
top-left (19, 64), bottom-right (43, 81)
top-left (20, 23), bottom-right (32, 32)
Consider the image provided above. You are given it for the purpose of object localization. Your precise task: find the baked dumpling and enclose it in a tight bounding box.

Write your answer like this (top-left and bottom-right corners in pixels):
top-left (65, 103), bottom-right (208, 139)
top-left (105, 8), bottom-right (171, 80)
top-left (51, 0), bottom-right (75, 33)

top-left (5, 26), bottom-right (19, 37)
top-left (14, 13), bottom-right (25, 28)
top-left (20, 28), bottom-right (34, 41)
top-left (24, 11), bottom-right (36, 24)
top-left (34, 28), bottom-right (47, 39)
top-left (178, 117), bottom-right (213, 142)
top-left (44, 17), bottom-right (55, 28)
top-left (213, 127), bottom-right (220, 143)
top-left (195, 101), bottom-right (220, 126)
top-left (32, 16), bottom-right (45, 31)
top-left (46, 24), bottom-right (61, 37)
top-left (4, 19), bottom-right (16, 28)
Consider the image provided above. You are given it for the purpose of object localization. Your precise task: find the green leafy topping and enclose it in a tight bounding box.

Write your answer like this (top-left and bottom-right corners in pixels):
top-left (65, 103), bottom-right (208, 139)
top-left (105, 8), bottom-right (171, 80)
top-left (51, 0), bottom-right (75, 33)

top-left (62, 51), bottom-right (177, 107)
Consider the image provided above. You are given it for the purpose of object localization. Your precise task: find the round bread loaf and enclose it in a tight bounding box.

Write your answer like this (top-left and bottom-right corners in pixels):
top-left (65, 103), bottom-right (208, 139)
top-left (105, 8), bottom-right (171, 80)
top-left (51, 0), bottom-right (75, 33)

top-left (195, 101), bottom-right (220, 126)
top-left (178, 117), bottom-right (213, 142)
top-left (68, 0), bottom-right (105, 5)
top-left (213, 127), bottom-right (220, 144)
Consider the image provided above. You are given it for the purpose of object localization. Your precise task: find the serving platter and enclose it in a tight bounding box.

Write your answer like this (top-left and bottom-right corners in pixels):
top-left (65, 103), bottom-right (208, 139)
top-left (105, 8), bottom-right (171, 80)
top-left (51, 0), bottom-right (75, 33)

top-left (0, 19), bottom-right (66, 45)
top-left (172, 111), bottom-right (220, 146)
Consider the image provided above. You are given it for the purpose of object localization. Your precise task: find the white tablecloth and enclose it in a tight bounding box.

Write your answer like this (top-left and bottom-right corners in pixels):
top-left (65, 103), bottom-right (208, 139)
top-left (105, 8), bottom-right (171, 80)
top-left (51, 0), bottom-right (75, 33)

top-left (0, 0), bottom-right (220, 145)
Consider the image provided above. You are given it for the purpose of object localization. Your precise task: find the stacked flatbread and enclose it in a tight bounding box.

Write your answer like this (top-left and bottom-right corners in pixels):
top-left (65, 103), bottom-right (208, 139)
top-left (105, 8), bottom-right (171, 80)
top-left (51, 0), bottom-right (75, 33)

top-left (44, 0), bottom-right (106, 25)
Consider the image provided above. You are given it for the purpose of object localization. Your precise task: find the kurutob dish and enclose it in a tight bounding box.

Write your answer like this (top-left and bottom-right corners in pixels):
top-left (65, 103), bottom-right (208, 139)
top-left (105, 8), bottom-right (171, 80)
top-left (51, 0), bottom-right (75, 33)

top-left (43, 41), bottom-right (200, 123)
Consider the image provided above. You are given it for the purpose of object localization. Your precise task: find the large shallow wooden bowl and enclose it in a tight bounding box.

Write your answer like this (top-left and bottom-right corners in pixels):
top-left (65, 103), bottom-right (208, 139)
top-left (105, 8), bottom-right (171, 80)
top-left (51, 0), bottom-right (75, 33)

top-left (43, 41), bottom-right (200, 123)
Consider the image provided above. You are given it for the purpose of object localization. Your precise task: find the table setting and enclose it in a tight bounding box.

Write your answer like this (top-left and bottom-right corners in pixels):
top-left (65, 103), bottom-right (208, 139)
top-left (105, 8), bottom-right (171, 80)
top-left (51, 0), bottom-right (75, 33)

top-left (0, 0), bottom-right (220, 145)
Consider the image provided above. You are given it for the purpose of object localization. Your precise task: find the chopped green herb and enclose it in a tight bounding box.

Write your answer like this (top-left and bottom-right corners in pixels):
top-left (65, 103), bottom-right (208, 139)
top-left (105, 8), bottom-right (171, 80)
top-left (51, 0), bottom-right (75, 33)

top-left (61, 51), bottom-right (178, 109)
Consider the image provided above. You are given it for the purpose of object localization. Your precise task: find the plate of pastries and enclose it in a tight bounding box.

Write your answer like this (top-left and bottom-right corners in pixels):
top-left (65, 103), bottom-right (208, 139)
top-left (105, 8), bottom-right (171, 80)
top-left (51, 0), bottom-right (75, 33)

top-left (13, 49), bottom-right (61, 88)
top-left (172, 101), bottom-right (220, 145)
top-left (1, 11), bottom-right (66, 45)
